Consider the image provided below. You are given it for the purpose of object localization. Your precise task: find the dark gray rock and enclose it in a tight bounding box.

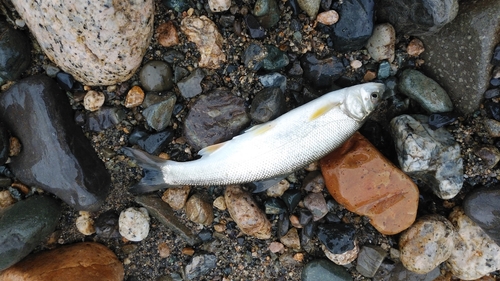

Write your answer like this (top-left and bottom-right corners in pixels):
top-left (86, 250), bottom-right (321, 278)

top-left (356, 245), bottom-right (387, 277)
top-left (177, 68), bottom-right (205, 99)
top-left (253, 0), bottom-right (280, 28)
top-left (0, 22), bottom-right (31, 85)
top-left (420, 0), bottom-right (500, 114)
top-left (376, 0), bottom-right (458, 36)
top-left (0, 195), bottom-right (62, 270)
top-left (463, 186), bottom-right (500, 246)
top-left (142, 93), bottom-right (176, 131)
top-left (301, 259), bottom-right (352, 281)
top-left (250, 87), bottom-right (286, 123)
top-left (185, 253), bottom-right (217, 280)
top-left (139, 61), bottom-right (174, 92)
top-left (300, 53), bottom-right (345, 89)
top-left (95, 210), bottom-right (121, 239)
top-left (0, 75), bottom-right (111, 211)
top-left (137, 129), bottom-right (174, 155)
top-left (85, 107), bottom-right (126, 132)
top-left (0, 123), bottom-right (9, 166)
top-left (317, 223), bottom-right (356, 254)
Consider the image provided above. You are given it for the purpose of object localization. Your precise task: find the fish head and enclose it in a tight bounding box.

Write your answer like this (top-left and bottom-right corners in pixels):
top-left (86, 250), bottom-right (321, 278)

top-left (344, 82), bottom-right (385, 121)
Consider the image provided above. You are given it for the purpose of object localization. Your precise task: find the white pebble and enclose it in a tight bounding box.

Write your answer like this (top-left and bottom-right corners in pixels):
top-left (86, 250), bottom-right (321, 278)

top-left (208, 0), bottom-right (231, 12)
top-left (83, 90), bottom-right (105, 111)
top-left (75, 211), bottom-right (95, 235)
top-left (119, 207), bottom-right (150, 242)
top-left (365, 23), bottom-right (396, 62)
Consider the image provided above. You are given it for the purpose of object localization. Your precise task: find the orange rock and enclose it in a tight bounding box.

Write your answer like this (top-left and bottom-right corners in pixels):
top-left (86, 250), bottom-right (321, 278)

top-left (0, 242), bottom-right (124, 281)
top-left (156, 21), bottom-right (179, 48)
top-left (320, 132), bottom-right (419, 235)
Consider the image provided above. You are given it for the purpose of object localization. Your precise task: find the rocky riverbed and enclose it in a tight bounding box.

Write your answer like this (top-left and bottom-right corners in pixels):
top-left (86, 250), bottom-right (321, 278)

top-left (0, 0), bottom-right (500, 280)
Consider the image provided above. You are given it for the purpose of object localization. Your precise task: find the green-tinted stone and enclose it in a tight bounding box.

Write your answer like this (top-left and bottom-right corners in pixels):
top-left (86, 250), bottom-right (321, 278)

top-left (0, 195), bottom-right (62, 270)
top-left (262, 45), bottom-right (289, 71)
top-left (254, 0), bottom-right (280, 28)
top-left (302, 259), bottom-right (352, 281)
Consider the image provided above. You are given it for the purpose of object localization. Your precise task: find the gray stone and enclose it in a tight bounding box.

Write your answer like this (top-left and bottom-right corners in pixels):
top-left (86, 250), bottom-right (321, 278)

top-left (420, 0), bottom-right (500, 114)
top-left (177, 68), bottom-right (205, 99)
top-left (185, 253), bottom-right (217, 280)
top-left (398, 69), bottom-right (453, 113)
top-left (484, 118), bottom-right (500, 138)
top-left (0, 195), bottom-right (61, 270)
top-left (259, 73), bottom-right (287, 92)
top-left (139, 61), bottom-right (174, 92)
top-left (12, 0), bottom-right (153, 85)
top-left (301, 259), bottom-right (352, 281)
top-left (0, 22), bottom-right (31, 85)
top-left (250, 87), bottom-right (286, 123)
top-left (297, 0), bottom-right (321, 19)
top-left (390, 114), bottom-right (463, 199)
top-left (303, 193), bottom-right (328, 221)
top-left (376, 0), bottom-right (458, 36)
top-left (378, 262), bottom-right (441, 281)
top-left (463, 186), bottom-right (500, 246)
top-left (473, 146), bottom-right (500, 169)
top-left (142, 93), bottom-right (176, 131)
top-left (356, 245), bottom-right (387, 277)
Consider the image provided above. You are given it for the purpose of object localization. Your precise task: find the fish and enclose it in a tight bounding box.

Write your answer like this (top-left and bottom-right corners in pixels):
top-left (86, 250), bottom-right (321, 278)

top-left (123, 82), bottom-right (385, 193)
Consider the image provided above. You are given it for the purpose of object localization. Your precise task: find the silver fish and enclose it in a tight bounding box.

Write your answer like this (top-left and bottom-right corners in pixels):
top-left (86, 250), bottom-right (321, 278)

top-left (123, 82), bottom-right (385, 193)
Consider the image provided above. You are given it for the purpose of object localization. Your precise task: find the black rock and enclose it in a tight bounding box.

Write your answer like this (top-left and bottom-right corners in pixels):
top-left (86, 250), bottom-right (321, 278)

top-left (491, 77), bottom-right (500, 87)
top-left (282, 189), bottom-right (302, 212)
top-left (484, 88), bottom-right (500, 99)
top-left (300, 53), bottom-right (346, 89)
top-left (0, 22), bottom-right (31, 85)
top-left (264, 198), bottom-right (287, 214)
top-left (129, 128), bottom-right (150, 145)
top-left (302, 221), bottom-right (317, 239)
top-left (55, 72), bottom-right (75, 91)
top-left (0, 123), bottom-right (9, 166)
top-left (463, 186), bottom-right (500, 245)
top-left (317, 223), bottom-right (356, 254)
top-left (428, 112), bottom-right (457, 130)
top-left (95, 210), bottom-right (121, 239)
top-left (483, 100), bottom-right (500, 121)
top-left (492, 44), bottom-right (500, 66)
top-left (137, 129), bottom-right (174, 155)
top-left (0, 75), bottom-right (111, 211)
top-left (278, 212), bottom-right (290, 238)
top-left (85, 107), bottom-right (126, 132)
top-left (250, 87), bottom-right (286, 123)
top-left (298, 209), bottom-right (314, 226)
top-left (244, 15), bottom-right (266, 39)
top-left (287, 0), bottom-right (301, 15)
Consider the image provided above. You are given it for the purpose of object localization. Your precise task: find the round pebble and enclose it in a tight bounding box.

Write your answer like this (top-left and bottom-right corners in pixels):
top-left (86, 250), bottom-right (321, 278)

top-left (208, 0), bottom-right (231, 12)
top-left (83, 90), bottom-right (105, 112)
top-left (75, 211), bottom-right (95, 235)
top-left (119, 207), bottom-right (150, 242)
top-left (139, 61), bottom-right (174, 92)
top-left (185, 194), bottom-right (214, 226)
top-left (316, 10), bottom-right (339, 25)
top-left (125, 86), bottom-right (145, 108)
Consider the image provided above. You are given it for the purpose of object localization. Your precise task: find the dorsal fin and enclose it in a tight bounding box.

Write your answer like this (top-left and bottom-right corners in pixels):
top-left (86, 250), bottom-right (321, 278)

top-left (198, 142), bottom-right (226, 157)
top-left (309, 102), bottom-right (341, 121)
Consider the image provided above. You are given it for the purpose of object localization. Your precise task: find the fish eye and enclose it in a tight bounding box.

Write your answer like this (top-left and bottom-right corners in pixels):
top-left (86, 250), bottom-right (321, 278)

top-left (371, 93), bottom-right (378, 99)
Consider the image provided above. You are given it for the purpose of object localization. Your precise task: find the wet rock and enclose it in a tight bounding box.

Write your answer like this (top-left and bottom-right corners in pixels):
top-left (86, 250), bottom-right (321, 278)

top-left (318, 223), bottom-right (358, 265)
top-left (297, 0), bottom-right (320, 18)
top-left (12, 0), bottom-right (153, 85)
top-left (446, 207), bottom-right (500, 280)
top-left (85, 107), bottom-right (126, 132)
top-left (142, 93), bottom-right (176, 131)
top-left (209, 0), bottom-right (231, 12)
top-left (136, 129), bottom-right (174, 155)
top-left (316, 10), bottom-right (339, 25)
top-left (300, 52), bottom-right (345, 89)
top-left (95, 210), bottom-right (121, 239)
top-left (484, 118), bottom-right (500, 138)
top-left (298, 209), bottom-right (313, 226)
top-left (224, 185), bottom-right (271, 239)
top-left (264, 198), bottom-right (287, 215)
top-left (420, 0), bottom-right (500, 114)
top-left (185, 253), bottom-right (217, 280)
top-left (0, 195), bottom-right (61, 270)
top-left (484, 100), bottom-right (500, 121)
top-left (269, 241), bottom-right (284, 253)
top-left (428, 112), bottom-right (457, 130)
top-left (365, 23), bottom-right (396, 62)
top-left (135, 195), bottom-right (201, 245)
top-left (119, 207), bottom-right (150, 242)
top-left (185, 194), bottom-right (214, 226)
top-left (83, 90), bottom-right (105, 112)
top-left (463, 186), bottom-right (500, 246)
top-left (139, 61), bottom-right (174, 92)
top-left (177, 68), bottom-right (205, 99)
top-left (125, 86), bottom-right (145, 108)
top-left (378, 262), bottom-right (441, 281)
top-left (76, 211), bottom-right (95, 236)
top-left (244, 14), bottom-right (266, 39)
top-left (259, 73), bottom-right (287, 92)
top-left (282, 189), bottom-right (302, 212)
top-left (0, 22), bottom-right (31, 85)
top-left (399, 215), bottom-right (455, 274)
top-left (0, 75), bottom-right (111, 211)
top-left (183, 89), bottom-right (250, 150)
top-left (303, 192), bottom-right (328, 221)
top-left (55, 72), bottom-right (75, 91)
top-left (302, 259), bottom-right (352, 281)
top-left (390, 115), bottom-right (463, 199)
top-left (253, 0), bottom-right (280, 28)
top-left (156, 21), bottom-right (180, 48)
top-left (320, 132), bottom-right (419, 235)
top-left (0, 124), bottom-right (10, 166)
top-left (250, 87), bottom-right (286, 123)
top-left (376, 0), bottom-right (458, 36)
top-left (212, 196), bottom-right (226, 210)
top-left (266, 179), bottom-right (289, 197)
top-left (280, 228), bottom-right (301, 250)
top-left (278, 212), bottom-right (290, 238)
top-left (473, 146), bottom-right (500, 169)
top-left (181, 16), bottom-right (226, 69)
top-left (161, 186), bottom-right (190, 210)
top-left (398, 69), bottom-right (453, 113)
top-left (302, 171), bottom-right (325, 193)
top-left (356, 245), bottom-right (387, 278)
top-left (407, 38), bottom-right (425, 57)
top-left (0, 242), bottom-right (123, 280)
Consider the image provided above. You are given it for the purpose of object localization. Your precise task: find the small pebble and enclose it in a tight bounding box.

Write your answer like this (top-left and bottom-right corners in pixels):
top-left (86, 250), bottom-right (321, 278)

top-left (76, 211), bottom-right (95, 235)
top-left (316, 10), bottom-right (339, 25)
top-left (214, 223), bottom-right (226, 233)
top-left (0, 190), bottom-right (15, 209)
top-left (208, 0), bottom-right (231, 12)
top-left (158, 242), bottom-right (171, 258)
top-left (161, 186), bottom-right (190, 210)
top-left (266, 179), bottom-right (290, 197)
top-left (83, 90), bottom-right (105, 112)
top-left (95, 210), bottom-right (121, 239)
top-left (213, 196), bottom-right (227, 210)
top-left (119, 207), bottom-right (150, 242)
top-left (280, 228), bottom-right (301, 250)
top-left (185, 194), bottom-right (214, 226)
top-left (125, 86), bottom-right (145, 108)
top-left (303, 192), bottom-right (328, 221)
top-left (182, 247), bottom-right (195, 256)
top-left (407, 38), bottom-right (425, 57)
top-left (156, 21), bottom-right (179, 48)
top-left (350, 60), bottom-right (362, 69)
top-left (9, 137), bottom-right (21, 157)
top-left (473, 146), bottom-right (500, 169)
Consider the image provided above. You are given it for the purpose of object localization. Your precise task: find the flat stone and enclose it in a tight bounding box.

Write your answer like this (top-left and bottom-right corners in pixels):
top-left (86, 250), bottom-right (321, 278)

top-left (0, 195), bottom-right (61, 271)
top-left (356, 245), bottom-right (387, 278)
top-left (12, 0), bottom-right (153, 85)
top-left (420, 0), bottom-right (500, 115)
top-left (320, 132), bottom-right (419, 235)
top-left (0, 242), bottom-right (124, 280)
top-left (463, 186), bottom-right (500, 246)
top-left (142, 93), bottom-right (176, 131)
top-left (185, 194), bottom-right (214, 226)
top-left (161, 186), bottom-right (190, 210)
top-left (177, 68), bottom-right (205, 99)
top-left (0, 75), bottom-right (111, 211)
top-left (302, 259), bottom-right (353, 281)
top-left (280, 228), bottom-right (301, 250)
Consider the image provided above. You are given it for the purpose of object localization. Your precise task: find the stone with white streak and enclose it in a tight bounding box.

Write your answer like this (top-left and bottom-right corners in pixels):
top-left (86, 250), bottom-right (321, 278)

top-left (12, 0), bottom-right (154, 85)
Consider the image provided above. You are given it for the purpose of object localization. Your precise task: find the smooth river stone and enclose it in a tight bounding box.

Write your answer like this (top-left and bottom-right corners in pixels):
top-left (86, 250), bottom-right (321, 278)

top-left (0, 195), bottom-right (61, 271)
top-left (320, 132), bottom-right (419, 235)
top-left (463, 186), bottom-right (500, 246)
top-left (11, 0), bottom-right (154, 85)
top-left (0, 242), bottom-right (124, 281)
top-left (0, 75), bottom-right (111, 211)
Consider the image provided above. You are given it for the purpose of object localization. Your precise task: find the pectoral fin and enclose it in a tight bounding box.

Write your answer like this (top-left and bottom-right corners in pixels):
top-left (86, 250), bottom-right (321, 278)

top-left (309, 102), bottom-right (340, 121)
top-left (198, 142), bottom-right (226, 157)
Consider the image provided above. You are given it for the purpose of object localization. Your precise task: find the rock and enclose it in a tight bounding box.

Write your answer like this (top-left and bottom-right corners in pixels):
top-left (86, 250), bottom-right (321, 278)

top-left (302, 171), bottom-right (325, 193)
top-left (136, 129), bottom-right (174, 155)
top-left (262, 45), bottom-right (289, 72)
top-left (420, 0), bottom-right (500, 115)
top-left (75, 211), bottom-right (95, 236)
top-left (398, 69), bottom-right (453, 113)
top-left (125, 86), bottom-right (145, 108)
top-left (0, 22), bottom-right (31, 85)
top-left (158, 242), bottom-right (171, 258)
top-left (0, 242), bottom-right (123, 280)
top-left (376, 0), bottom-right (458, 36)
top-left (85, 107), bottom-right (126, 132)
top-left (316, 10), bottom-right (339, 25)
top-left (484, 119), bottom-right (500, 138)
top-left (95, 210), bottom-right (121, 239)
top-left (135, 195), bottom-right (201, 245)
top-left (185, 194), bottom-right (214, 226)
top-left (0, 75), bottom-right (111, 211)
top-left (407, 38), bottom-right (425, 57)
top-left (0, 195), bottom-right (61, 271)
top-left (243, 43), bottom-right (267, 71)
top-left (12, 0), bottom-right (153, 85)
top-left (317, 223), bottom-right (358, 265)
top-left (427, 112), bottom-right (457, 130)
top-left (185, 253), bottom-right (217, 280)
top-left (446, 207), bottom-right (500, 280)
top-left (301, 259), bottom-right (352, 281)
top-left (142, 93), bottom-right (176, 131)
top-left (253, 0), bottom-right (280, 28)
top-left (492, 44), bottom-right (500, 66)
top-left (161, 186), bottom-right (190, 210)
top-left (0, 190), bottom-right (15, 209)
top-left (303, 192), bottom-right (328, 221)
top-left (365, 23), bottom-right (396, 62)
top-left (264, 198), bottom-right (287, 215)
top-left (390, 115), bottom-right (463, 199)
top-left (300, 52), bottom-right (345, 89)
top-left (54, 72), bottom-right (76, 91)
top-left (83, 90), bottom-right (105, 112)
top-left (298, 209), bottom-right (313, 226)
top-left (473, 146), bottom-right (500, 169)
top-left (183, 89), bottom-right (250, 150)
top-left (378, 262), bottom-right (441, 281)
top-left (297, 0), bottom-right (320, 18)
top-left (280, 228), bottom-right (301, 250)
top-left (162, 0), bottom-right (190, 13)
top-left (399, 215), bottom-right (455, 274)
top-left (156, 21), bottom-right (179, 48)
top-left (224, 185), bottom-right (271, 239)
top-left (213, 196), bottom-right (227, 211)
top-left (320, 132), bottom-right (419, 235)
top-left (269, 241), bottom-right (284, 253)
top-left (119, 207), bottom-right (150, 242)
top-left (209, 0), bottom-right (231, 12)
top-left (244, 14), bottom-right (266, 39)
top-left (259, 73), bottom-right (287, 92)
top-left (356, 245), bottom-right (387, 278)
top-left (177, 68), bottom-right (205, 99)
top-left (463, 186), bottom-right (500, 246)
top-left (250, 87), bottom-right (286, 123)
top-left (139, 61), bottom-right (174, 92)
top-left (266, 179), bottom-right (290, 197)
top-left (0, 124), bottom-right (10, 166)
top-left (180, 16), bottom-right (226, 69)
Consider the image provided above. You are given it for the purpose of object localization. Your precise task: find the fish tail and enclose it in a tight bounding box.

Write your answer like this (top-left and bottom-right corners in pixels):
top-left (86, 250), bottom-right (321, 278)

top-left (121, 147), bottom-right (171, 194)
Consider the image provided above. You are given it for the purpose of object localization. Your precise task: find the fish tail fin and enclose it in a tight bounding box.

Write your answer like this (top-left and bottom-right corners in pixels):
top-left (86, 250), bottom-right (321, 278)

top-left (121, 147), bottom-right (171, 194)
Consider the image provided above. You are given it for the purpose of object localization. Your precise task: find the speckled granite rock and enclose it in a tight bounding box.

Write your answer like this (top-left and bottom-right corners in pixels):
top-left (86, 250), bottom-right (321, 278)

top-left (420, 0), bottom-right (500, 114)
top-left (12, 0), bottom-right (154, 85)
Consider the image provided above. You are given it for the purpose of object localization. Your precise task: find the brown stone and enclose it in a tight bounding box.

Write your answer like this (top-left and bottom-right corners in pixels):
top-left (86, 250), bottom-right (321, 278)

top-left (156, 21), bottom-right (179, 48)
top-left (0, 242), bottom-right (123, 281)
top-left (161, 186), bottom-right (190, 210)
top-left (407, 38), bottom-right (425, 57)
top-left (124, 86), bottom-right (145, 108)
top-left (320, 132), bottom-right (419, 235)
top-left (185, 193), bottom-right (214, 226)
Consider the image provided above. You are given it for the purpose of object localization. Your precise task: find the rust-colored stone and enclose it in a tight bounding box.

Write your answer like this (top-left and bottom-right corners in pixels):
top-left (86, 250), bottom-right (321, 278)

top-left (320, 132), bottom-right (419, 235)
